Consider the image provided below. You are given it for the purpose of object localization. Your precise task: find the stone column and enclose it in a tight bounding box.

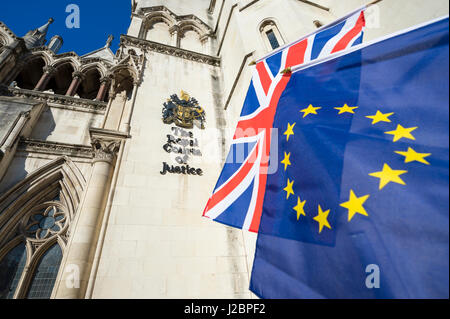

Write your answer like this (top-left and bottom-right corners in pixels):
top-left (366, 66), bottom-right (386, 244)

top-left (200, 34), bottom-right (211, 55)
top-left (54, 129), bottom-right (123, 299)
top-left (119, 81), bottom-right (138, 133)
top-left (94, 77), bottom-right (111, 101)
top-left (34, 65), bottom-right (56, 91)
top-left (104, 90), bottom-right (128, 131)
top-left (0, 40), bottom-right (19, 66)
top-left (65, 71), bottom-right (84, 96)
top-left (169, 25), bottom-right (180, 47)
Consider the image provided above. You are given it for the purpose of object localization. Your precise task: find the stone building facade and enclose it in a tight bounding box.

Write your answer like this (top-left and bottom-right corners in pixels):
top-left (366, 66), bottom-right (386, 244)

top-left (0, 0), bottom-right (448, 299)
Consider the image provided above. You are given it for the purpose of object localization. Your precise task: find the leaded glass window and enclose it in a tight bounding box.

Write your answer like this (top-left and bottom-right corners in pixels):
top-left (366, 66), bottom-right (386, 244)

top-left (259, 19), bottom-right (285, 52)
top-left (26, 244), bottom-right (63, 299)
top-left (266, 30), bottom-right (280, 50)
top-left (0, 243), bottom-right (27, 299)
top-left (0, 188), bottom-right (70, 299)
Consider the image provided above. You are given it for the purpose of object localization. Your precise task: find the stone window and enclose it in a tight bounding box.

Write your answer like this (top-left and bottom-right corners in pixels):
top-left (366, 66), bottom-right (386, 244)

top-left (179, 30), bottom-right (202, 52)
top-left (259, 19), bottom-right (285, 52)
top-left (146, 22), bottom-right (172, 45)
top-left (0, 191), bottom-right (68, 299)
top-left (13, 57), bottom-right (46, 90)
top-left (266, 29), bottom-right (280, 50)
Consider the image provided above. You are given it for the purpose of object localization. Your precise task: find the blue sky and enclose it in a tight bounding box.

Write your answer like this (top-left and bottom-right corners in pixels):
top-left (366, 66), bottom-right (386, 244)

top-left (0, 1), bottom-right (131, 55)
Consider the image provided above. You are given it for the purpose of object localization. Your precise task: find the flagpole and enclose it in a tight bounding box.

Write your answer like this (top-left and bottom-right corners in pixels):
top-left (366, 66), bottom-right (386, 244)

top-left (254, 0), bottom-right (384, 63)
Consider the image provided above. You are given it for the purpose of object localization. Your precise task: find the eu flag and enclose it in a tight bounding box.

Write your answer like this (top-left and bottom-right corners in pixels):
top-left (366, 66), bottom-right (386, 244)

top-left (250, 17), bottom-right (449, 298)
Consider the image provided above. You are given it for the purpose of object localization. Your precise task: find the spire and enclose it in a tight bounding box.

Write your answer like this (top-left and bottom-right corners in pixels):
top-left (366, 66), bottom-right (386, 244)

top-left (105, 35), bottom-right (114, 48)
top-left (37, 18), bottom-right (54, 35)
top-left (23, 18), bottom-right (54, 49)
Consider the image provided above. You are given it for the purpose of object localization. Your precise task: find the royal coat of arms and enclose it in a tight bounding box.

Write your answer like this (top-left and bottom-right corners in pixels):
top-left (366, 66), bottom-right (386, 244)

top-left (162, 91), bottom-right (206, 129)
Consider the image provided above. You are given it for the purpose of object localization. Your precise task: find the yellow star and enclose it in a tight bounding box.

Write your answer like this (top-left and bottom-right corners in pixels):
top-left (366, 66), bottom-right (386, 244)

top-left (283, 178), bottom-right (294, 200)
top-left (313, 205), bottom-right (331, 234)
top-left (369, 163), bottom-right (407, 190)
top-left (334, 104), bottom-right (359, 114)
top-left (340, 190), bottom-right (370, 222)
top-left (395, 147), bottom-right (431, 165)
top-left (385, 124), bottom-right (417, 142)
top-left (280, 152), bottom-right (292, 171)
top-left (366, 111), bottom-right (394, 124)
top-left (284, 123), bottom-right (296, 142)
top-left (293, 196), bottom-right (306, 221)
top-left (300, 104), bottom-right (321, 118)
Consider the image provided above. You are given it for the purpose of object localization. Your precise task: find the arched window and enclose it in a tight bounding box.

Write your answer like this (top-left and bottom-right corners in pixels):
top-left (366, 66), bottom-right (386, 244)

top-left (146, 22), bottom-right (172, 45)
top-left (0, 242), bottom-right (27, 299)
top-left (46, 62), bottom-right (76, 95)
top-left (77, 68), bottom-right (101, 100)
top-left (111, 68), bottom-right (135, 100)
top-left (0, 190), bottom-right (68, 299)
top-left (179, 30), bottom-right (202, 52)
top-left (14, 57), bottom-right (46, 90)
top-left (0, 154), bottom-right (86, 300)
top-left (0, 157), bottom-right (84, 298)
top-left (259, 19), bottom-right (285, 52)
top-left (25, 244), bottom-right (63, 299)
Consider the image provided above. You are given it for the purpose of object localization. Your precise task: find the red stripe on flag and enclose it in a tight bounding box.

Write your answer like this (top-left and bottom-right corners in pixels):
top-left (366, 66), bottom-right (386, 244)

top-left (331, 11), bottom-right (365, 54)
top-left (203, 142), bottom-right (260, 215)
top-left (248, 73), bottom-right (294, 232)
top-left (256, 61), bottom-right (272, 95)
top-left (285, 39), bottom-right (308, 68)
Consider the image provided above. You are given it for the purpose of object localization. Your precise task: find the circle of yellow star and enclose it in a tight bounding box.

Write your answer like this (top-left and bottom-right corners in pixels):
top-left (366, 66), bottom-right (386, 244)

top-left (283, 178), bottom-right (294, 200)
top-left (313, 205), bottom-right (331, 234)
top-left (395, 147), bottom-right (431, 165)
top-left (366, 110), bottom-right (394, 125)
top-left (369, 163), bottom-right (408, 190)
top-left (385, 124), bottom-right (417, 142)
top-left (340, 190), bottom-right (370, 222)
top-left (281, 152), bottom-right (292, 171)
top-left (293, 196), bottom-right (306, 220)
top-left (283, 123), bottom-right (296, 142)
top-left (300, 104), bottom-right (321, 118)
top-left (334, 104), bottom-right (359, 115)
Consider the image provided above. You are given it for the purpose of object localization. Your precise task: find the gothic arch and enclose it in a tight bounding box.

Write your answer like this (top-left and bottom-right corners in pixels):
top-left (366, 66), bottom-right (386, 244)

top-left (140, 11), bottom-right (176, 43)
top-left (50, 57), bottom-right (80, 72)
top-left (13, 55), bottom-right (48, 90)
top-left (0, 156), bottom-right (85, 299)
top-left (110, 65), bottom-right (136, 98)
top-left (79, 63), bottom-right (107, 79)
top-left (258, 18), bottom-right (286, 52)
top-left (45, 61), bottom-right (76, 94)
top-left (178, 20), bottom-right (208, 38)
top-left (21, 51), bottom-right (53, 67)
top-left (177, 21), bottom-right (210, 52)
top-left (145, 12), bottom-right (176, 28)
top-left (77, 67), bottom-right (102, 100)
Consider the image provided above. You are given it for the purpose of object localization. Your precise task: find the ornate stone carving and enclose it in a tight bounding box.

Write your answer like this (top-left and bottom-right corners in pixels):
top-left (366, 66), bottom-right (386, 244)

top-left (120, 35), bottom-right (220, 67)
top-left (163, 91), bottom-right (206, 129)
top-left (0, 85), bottom-right (107, 113)
top-left (72, 71), bottom-right (85, 80)
top-left (18, 138), bottom-right (93, 159)
top-left (43, 65), bottom-right (56, 75)
top-left (91, 138), bottom-right (121, 164)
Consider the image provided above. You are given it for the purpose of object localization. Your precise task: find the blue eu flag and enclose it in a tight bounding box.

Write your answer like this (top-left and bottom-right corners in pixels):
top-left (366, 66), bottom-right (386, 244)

top-left (251, 18), bottom-right (449, 298)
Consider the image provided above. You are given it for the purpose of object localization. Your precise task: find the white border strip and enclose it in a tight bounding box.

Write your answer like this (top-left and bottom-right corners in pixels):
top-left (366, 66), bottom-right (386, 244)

top-left (290, 15), bottom-right (449, 75)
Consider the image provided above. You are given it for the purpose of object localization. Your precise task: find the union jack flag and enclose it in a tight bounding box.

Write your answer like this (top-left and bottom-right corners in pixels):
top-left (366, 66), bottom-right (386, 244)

top-left (203, 9), bottom-right (367, 232)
